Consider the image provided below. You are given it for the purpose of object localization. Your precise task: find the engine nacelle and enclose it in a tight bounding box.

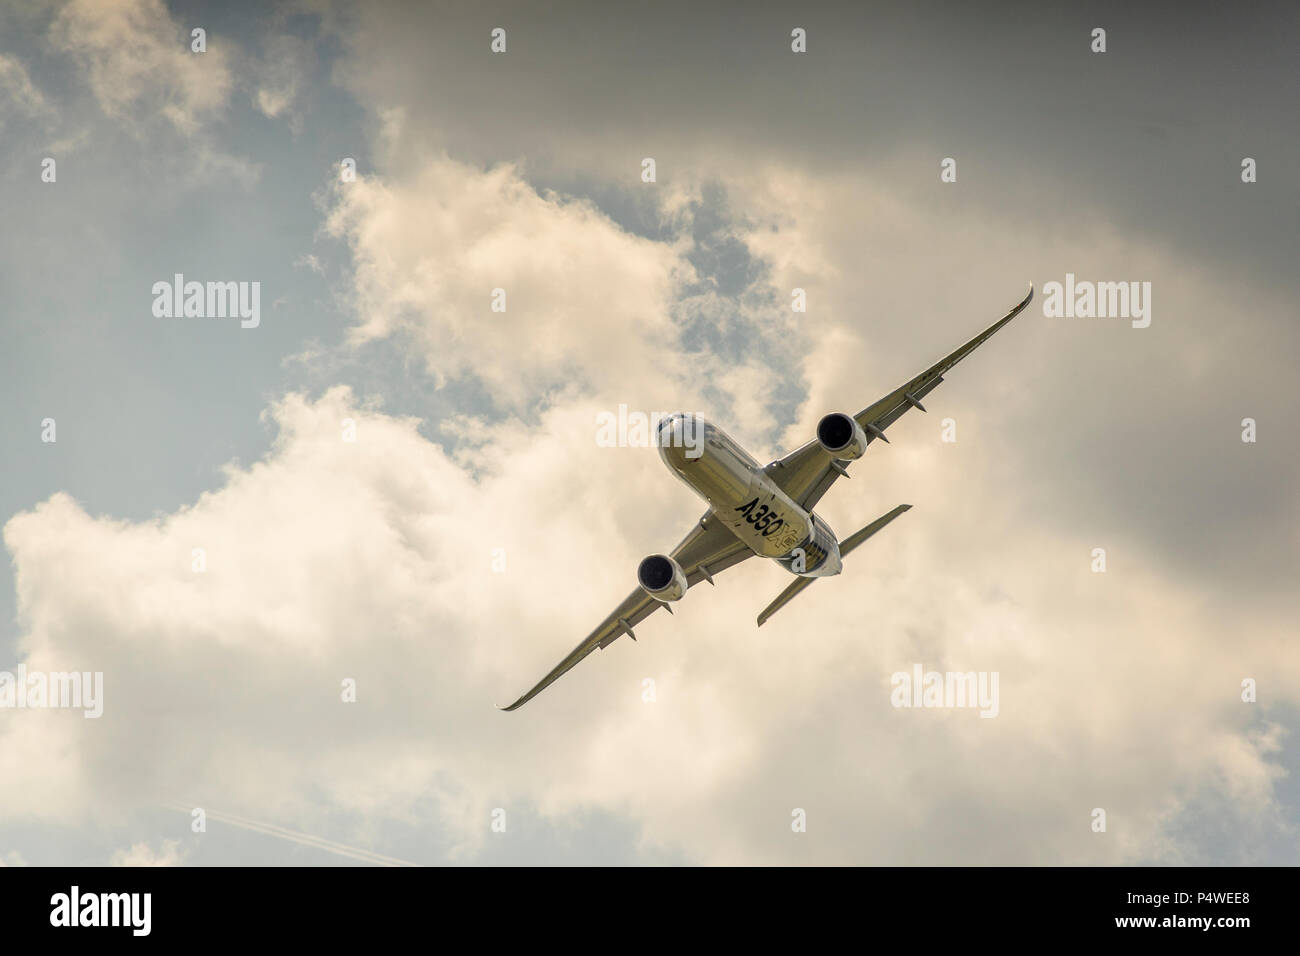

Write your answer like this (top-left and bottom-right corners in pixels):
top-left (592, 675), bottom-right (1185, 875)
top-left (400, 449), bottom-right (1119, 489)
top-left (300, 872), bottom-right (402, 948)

top-left (637, 553), bottom-right (688, 602)
top-left (817, 412), bottom-right (869, 460)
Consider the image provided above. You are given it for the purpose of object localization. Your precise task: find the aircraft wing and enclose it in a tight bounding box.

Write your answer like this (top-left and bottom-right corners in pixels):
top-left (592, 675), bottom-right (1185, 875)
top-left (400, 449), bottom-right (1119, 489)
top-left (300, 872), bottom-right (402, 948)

top-left (769, 285), bottom-right (1034, 510)
top-left (499, 511), bottom-right (752, 711)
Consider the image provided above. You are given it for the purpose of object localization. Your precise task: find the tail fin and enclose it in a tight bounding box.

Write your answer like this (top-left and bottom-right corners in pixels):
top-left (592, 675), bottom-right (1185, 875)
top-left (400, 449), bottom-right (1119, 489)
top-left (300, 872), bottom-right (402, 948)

top-left (756, 504), bottom-right (911, 627)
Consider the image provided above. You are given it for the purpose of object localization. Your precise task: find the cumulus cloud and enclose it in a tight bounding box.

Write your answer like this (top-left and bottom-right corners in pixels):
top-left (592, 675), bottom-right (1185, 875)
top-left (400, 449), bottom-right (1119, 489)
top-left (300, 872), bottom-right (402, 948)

top-left (1, 368), bottom-right (1291, 863)
top-left (322, 155), bottom-right (690, 412)
top-left (0, 384), bottom-right (762, 858)
top-left (318, 140), bottom-right (806, 451)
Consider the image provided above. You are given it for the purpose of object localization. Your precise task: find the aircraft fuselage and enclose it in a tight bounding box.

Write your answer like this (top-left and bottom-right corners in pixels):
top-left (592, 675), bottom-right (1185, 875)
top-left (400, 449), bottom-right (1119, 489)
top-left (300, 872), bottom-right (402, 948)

top-left (657, 413), bottom-right (842, 577)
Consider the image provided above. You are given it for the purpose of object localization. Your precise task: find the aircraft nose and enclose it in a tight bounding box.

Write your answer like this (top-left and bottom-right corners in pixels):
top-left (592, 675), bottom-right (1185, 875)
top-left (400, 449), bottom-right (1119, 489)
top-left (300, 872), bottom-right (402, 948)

top-left (657, 414), bottom-right (695, 468)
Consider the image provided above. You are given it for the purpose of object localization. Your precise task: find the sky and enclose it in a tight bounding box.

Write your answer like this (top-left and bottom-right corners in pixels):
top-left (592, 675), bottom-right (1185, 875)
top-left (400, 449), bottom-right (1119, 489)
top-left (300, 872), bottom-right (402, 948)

top-left (0, 0), bottom-right (1297, 865)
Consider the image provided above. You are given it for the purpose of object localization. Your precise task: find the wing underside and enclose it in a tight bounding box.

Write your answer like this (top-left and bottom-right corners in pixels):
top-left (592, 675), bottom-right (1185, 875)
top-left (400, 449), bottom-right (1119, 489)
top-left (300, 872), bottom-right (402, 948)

top-left (498, 513), bottom-right (751, 711)
top-left (769, 285), bottom-right (1034, 509)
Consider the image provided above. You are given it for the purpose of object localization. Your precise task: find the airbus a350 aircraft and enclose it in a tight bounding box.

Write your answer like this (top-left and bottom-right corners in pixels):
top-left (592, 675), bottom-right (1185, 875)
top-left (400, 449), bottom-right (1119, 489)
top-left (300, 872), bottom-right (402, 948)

top-left (501, 285), bottom-right (1034, 711)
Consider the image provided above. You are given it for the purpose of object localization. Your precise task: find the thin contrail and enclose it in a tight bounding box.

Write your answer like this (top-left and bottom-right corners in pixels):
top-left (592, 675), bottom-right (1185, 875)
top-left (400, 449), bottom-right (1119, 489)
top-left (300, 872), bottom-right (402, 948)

top-left (162, 803), bottom-right (421, 867)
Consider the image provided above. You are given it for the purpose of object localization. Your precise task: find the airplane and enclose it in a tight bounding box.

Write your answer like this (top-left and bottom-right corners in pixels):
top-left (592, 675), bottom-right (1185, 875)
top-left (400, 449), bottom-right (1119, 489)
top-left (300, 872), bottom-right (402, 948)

top-left (500, 285), bottom-right (1035, 711)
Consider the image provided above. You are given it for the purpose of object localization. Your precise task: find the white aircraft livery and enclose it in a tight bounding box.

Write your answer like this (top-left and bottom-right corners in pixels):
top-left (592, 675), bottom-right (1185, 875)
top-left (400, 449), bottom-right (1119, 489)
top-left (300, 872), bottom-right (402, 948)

top-left (501, 285), bottom-right (1035, 711)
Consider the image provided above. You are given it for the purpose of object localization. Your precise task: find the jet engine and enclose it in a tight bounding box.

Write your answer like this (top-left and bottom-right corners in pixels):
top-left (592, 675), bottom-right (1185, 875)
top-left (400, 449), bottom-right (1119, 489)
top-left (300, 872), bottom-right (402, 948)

top-left (816, 412), bottom-right (869, 460)
top-left (637, 553), bottom-right (688, 602)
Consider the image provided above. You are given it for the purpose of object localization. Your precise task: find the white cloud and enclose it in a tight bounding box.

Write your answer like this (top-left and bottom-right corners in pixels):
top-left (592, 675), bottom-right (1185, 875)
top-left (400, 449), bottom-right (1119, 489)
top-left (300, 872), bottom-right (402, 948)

top-left (323, 154), bottom-right (693, 412)
top-left (0, 384), bottom-right (767, 858)
top-left (111, 838), bottom-right (185, 866)
top-left (2, 368), bottom-right (1291, 862)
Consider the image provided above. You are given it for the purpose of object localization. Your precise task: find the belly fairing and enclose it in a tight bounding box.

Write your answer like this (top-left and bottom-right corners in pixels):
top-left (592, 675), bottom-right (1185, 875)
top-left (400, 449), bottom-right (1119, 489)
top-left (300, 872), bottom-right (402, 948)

top-left (774, 514), bottom-right (843, 577)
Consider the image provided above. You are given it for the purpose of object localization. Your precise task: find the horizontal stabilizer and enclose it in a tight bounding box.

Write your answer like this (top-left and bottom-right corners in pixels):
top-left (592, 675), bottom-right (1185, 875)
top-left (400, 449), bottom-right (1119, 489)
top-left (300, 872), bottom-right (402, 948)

top-left (756, 575), bottom-right (817, 627)
top-left (839, 503), bottom-right (912, 557)
top-left (755, 504), bottom-right (912, 627)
